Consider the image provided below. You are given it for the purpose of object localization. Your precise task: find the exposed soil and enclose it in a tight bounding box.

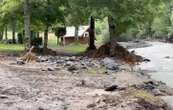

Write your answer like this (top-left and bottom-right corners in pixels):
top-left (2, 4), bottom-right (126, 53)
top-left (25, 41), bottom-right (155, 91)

top-left (0, 55), bottom-right (172, 110)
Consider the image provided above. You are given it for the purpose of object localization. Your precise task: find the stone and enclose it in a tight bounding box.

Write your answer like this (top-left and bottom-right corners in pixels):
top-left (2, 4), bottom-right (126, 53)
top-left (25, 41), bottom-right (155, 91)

top-left (165, 56), bottom-right (171, 59)
top-left (68, 65), bottom-right (78, 71)
top-left (38, 56), bottom-right (48, 62)
top-left (87, 103), bottom-right (96, 108)
top-left (0, 95), bottom-right (8, 99)
top-left (56, 60), bottom-right (64, 64)
top-left (69, 56), bottom-right (76, 61)
top-left (65, 61), bottom-right (74, 66)
top-left (101, 58), bottom-right (119, 70)
top-left (47, 67), bottom-right (54, 71)
top-left (17, 60), bottom-right (25, 65)
top-left (105, 85), bottom-right (118, 91)
top-left (152, 89), bottom-right (164, 96)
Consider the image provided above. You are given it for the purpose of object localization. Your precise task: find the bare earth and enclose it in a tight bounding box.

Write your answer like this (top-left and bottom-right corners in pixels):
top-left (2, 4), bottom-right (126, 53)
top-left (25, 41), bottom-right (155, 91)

top-left (0, 55), bottom-right (172, 110)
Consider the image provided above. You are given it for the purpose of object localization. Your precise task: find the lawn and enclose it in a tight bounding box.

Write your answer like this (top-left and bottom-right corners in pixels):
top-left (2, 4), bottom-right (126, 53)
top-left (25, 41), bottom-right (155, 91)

top-left (63, 43), bottom-right (87, 53)
top-left (0, 44), bottom-right (24, 54)
top-left (48, 36), bottom-right (87, 53)
top-left (0, 34), bottom-right (88, 54)
top-left (0, 38), bottom-right (87, 54)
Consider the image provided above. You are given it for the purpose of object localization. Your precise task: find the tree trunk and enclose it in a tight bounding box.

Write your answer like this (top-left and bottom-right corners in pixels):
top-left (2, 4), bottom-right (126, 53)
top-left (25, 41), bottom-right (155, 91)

top-left (12, 21), bottom-right (16, 43)
top-left (5, 26), bottom-right (8, 41)
top-left (88, 16), bottom-right (96, 50)
top-left (108, 16), bottom-right (118, 57)
top-left (75, 26), bottom-right (79, 41)
top-left (24, 0), bottom-right (31, 48)
top-left (108, 16), bottom-right (116, 41)
top-left (43, 25), bottom-right (49, 50)
top-left (37, 32), bottom-right (40, 38)
top-left (0, 31), bottom-right (4, 41)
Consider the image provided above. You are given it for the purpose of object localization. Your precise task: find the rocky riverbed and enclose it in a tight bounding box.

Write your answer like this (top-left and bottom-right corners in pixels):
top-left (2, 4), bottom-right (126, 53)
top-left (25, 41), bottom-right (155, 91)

top-left (0, 53), bottom-right (172, 110)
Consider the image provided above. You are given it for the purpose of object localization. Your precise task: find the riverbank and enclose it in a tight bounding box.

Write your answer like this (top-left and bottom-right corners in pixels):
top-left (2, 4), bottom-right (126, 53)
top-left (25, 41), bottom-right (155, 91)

top-left (134, 41), bottom-right (173, 109)
top-left (0, 51), bottom-right (172, 110)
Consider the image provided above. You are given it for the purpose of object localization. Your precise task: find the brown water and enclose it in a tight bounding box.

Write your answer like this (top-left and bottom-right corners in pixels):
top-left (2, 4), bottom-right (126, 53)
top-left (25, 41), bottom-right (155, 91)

top-left (134, 42), bottom-right (173, 109)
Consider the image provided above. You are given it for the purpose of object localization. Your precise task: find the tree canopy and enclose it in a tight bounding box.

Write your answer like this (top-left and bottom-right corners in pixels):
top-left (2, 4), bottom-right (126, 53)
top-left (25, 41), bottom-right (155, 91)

top-left (0, 0), bottom-right (172, 46)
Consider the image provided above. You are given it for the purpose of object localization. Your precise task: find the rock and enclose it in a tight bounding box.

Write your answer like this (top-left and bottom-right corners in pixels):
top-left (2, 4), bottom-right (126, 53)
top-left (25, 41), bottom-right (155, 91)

top-left (81, 80), bottom-right (86, 86)
top-left (47, 67), bottom-right (54, 71)
top-left (152, 89), bottom-right (165, 96)
top-left (105, 85), bottom-right (118, 91)
top-left (81, 66), bottom-right (87, 69)
top-left (101, 58), bottom-right (119, 70)
top-left (143, 58), bottom-right (151, 62)
top-left (65, 57), bottom-right (70, 61)
top-left (68, 56), bottom-right (76, 61)
top-left (17, 60), bottom-right (25, 65)
top-left (0, 95), bottom-right (8, 99)
top-left (65, 61), bottom-right (74, 66)
top-left (164, 56), bottom-right (171, 59)
top-left (38, 57), bottom-right (48, 62)
top-left (86, 62), bottom-right (96, 68)
top-left (87, 103), bottom-right (96, 108)
top-left (56, 60), bottom-right (64, 64)
top-left (54, 67), bottom-right (61, 70)
top-left (68, 65), bottom-right (78, 71)
top-left (38, 107), bottom-right (47, 110)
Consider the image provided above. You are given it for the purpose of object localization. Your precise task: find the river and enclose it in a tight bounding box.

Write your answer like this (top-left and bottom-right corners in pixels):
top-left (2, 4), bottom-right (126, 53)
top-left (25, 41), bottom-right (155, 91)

top-left (134, 42), bottom-right (173, 109)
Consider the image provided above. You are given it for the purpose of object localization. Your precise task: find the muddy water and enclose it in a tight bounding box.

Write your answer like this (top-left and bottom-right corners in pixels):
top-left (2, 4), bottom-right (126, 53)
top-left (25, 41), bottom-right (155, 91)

top-left (134, 42), bottom-right (173, 109)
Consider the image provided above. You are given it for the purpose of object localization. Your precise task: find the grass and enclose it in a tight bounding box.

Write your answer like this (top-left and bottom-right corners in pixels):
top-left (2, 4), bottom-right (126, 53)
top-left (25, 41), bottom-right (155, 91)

top-left (0, 32), bottom-right (89, 54)
top-left (0, 44), bottom-right (24, 54)
top-left (48, 36), bottom-right (88, 53)
top-left (63, 43), bottom-right (87, 53)
top-left (48, 35), bottom-right (59, 48)
top-left (0, 36), bottom-right (87, 54)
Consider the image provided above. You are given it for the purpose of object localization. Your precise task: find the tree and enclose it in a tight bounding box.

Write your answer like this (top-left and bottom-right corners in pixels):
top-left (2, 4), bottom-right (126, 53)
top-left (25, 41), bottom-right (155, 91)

top-left (86, 16), bottom-right (96, 50)
top-left (0, 0), bottom-right (23, 43)
top-left (24, 0), bottom-right (31, 48)
top-left (67, 0), bottom-right (97, 50)
top-left (31, 0), bottom-right (66, 50)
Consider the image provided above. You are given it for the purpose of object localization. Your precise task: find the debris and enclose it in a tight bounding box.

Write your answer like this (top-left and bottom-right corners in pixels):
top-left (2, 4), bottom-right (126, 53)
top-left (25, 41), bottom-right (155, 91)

top-left (105, 85), bottom-right (118, 91)
top-left (164, 56), bottom-right (172, 59)
top-left (87, 103), bottom-right (96, 108)
top-left (18, 46), bottom-right (38, 63)
top-left (90, 42), bottom-right (147, 70)
top-left (143, 58), bottom-right (151, 62)
top-left (0, 95), bottom-right (8, 99)
top-left (101, 57), bottom-right (119, 70)
top-left (47, 67), bottom-right (54, 71)
top-left (17, 60), bottom-right (25, 65)
top-left (81, 80), bottom-right (86, 86)
top-left (68, 65), bottom-right (78, 71)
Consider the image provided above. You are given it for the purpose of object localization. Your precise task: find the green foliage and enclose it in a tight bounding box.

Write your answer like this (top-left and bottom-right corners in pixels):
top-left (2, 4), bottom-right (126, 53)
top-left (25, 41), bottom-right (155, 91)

top-left (0, 0), bottom-right (173, 46)
top-left (0, 43), bottom-right (24, 53)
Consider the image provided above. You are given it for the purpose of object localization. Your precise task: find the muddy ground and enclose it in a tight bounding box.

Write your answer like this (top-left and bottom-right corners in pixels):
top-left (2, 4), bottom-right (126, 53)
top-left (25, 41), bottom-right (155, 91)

top-left (0, 41), bottom-right (172, 110)
top-left (0, 55), bottom-right (172, 110)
